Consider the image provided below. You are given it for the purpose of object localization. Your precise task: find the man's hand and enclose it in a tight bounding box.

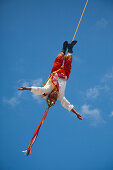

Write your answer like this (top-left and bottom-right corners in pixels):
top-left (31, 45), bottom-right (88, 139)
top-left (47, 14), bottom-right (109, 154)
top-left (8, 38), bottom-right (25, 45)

top-left (71, 107), bottom-right (83, 120)
top-left (76, 113), bottom-right (83, 120)
top-left (17, 87), bottom-right (31, 91)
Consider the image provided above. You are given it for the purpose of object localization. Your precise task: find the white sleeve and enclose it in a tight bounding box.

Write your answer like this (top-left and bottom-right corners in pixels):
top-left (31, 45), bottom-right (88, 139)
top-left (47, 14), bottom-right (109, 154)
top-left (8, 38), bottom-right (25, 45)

top-left (31, 84), bottom-right (53, 96)
top-left (31, 87), bottom-right (43, 95)
top-left (60, 97), bottom-right (74, 111)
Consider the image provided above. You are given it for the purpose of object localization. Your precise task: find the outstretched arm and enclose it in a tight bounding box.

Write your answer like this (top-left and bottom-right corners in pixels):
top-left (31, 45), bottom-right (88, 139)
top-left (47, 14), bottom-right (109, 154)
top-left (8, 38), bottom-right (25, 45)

top-left (17, 87), bottom-right (31, 90)
top-left (60, 97), bottom-right (83, 120)
top-left (18, 85), bottom-right (53, 96)
top-left (71, 107), bottom-right (83, 120)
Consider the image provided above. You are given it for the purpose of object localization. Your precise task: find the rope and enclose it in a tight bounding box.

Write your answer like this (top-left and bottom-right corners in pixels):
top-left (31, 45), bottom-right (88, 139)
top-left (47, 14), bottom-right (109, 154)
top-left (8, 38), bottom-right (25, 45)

top-left (72, 0), bottom-right (88, 41)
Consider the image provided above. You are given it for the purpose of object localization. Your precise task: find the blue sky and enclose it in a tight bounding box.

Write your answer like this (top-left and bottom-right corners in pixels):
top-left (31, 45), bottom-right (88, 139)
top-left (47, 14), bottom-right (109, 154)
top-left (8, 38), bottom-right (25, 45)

top-left (1, 0), bottom-right (113, 169)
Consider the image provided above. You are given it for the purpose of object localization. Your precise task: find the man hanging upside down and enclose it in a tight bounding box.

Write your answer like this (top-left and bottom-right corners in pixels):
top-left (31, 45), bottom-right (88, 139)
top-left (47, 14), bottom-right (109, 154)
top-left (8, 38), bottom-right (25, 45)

top-left (18, 41), bottom-right (83, 120)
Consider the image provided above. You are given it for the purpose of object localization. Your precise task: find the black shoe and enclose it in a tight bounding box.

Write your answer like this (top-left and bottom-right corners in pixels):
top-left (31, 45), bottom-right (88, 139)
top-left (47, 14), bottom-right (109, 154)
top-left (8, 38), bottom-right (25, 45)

top-left (62, 41), bottom-right (68, 55)
top-left (68, 40), bottom-right (77, 53)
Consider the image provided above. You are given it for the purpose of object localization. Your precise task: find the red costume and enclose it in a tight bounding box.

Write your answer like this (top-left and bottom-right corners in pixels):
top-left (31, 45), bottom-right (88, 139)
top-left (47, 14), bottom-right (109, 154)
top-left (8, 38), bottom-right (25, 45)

top-left (45, 52), bottom-right (72, 92)
top-left (51, 52), bottom-right (72, 80)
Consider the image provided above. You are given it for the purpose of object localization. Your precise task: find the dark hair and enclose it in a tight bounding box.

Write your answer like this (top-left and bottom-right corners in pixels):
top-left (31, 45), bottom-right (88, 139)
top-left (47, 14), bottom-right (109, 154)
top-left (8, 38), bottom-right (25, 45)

top-left (48, 90), bottom-right (58, 101)
top-left (46, 90), bottom-right (58, 108)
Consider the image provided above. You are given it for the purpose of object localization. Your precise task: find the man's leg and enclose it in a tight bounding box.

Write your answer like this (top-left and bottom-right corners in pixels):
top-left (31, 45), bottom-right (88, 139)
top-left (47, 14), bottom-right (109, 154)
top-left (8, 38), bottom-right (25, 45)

top-left (64, 53), bottom-right (72, 80)
top-left (51, 52), bottom-right (64, 73)
top-left (64, 41), bottom-right (77, 79)
top-left (51, 41), bottom-right (68, 73)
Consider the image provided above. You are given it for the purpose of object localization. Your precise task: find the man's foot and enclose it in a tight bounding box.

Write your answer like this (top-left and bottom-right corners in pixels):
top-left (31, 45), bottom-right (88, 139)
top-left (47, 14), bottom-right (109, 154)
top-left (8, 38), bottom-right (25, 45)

top-left (62, 41), bottom-right (68, 55)
top-left (68, 40), bottom-right (77, 53)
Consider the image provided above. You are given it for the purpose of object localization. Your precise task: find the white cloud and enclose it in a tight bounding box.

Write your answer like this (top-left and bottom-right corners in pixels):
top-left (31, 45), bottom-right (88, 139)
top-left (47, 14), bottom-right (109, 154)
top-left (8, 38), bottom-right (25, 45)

top-left (109, 111), bottom-right (113, 117)
top-left (3, 97), bottom-right (20, 107)
top-left (19, 78), bottom-right (43, 104)
top-left (86, 86), bottom-right (108, 99)
top-left (21, 81), bottom-right (30, 87)
top-left (17, 90), bottom-right (23, 97)
top-left (82, 68), bottom-right (113, 124)
top-left (80, 104), bottom-right (104, 126)
top-left (84, 68), bottom-right (113, 100)
top-left (102, 73), bottom-right (113, 81)
top-left (3, 78), bottom-right (43, 107)
top-left (32, 78), bottom-right (43, 86)
top-left (18, 78), bottom-right (43, 87)
top-left (101, 68), bottom-right (113, 82)
top-left (86, 87), bottom-right (99, 98)
top-left (96, 18), bottom-right (108, 28)
top-left (32, 93), bottom-right (43, 104)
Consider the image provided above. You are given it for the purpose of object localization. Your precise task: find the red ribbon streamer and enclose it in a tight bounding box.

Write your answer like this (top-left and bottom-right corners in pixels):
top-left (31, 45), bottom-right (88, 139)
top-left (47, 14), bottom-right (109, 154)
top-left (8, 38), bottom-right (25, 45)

top-left (24, 108), bottom-right (49, 155)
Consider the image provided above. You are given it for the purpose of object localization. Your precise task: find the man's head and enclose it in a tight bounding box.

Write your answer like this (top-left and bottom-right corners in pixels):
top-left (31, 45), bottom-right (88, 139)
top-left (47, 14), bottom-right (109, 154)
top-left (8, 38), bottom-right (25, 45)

top-left (46, 90), bottom-right (58, 108)
top-left (48, 90), bottom-right (58, 101)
